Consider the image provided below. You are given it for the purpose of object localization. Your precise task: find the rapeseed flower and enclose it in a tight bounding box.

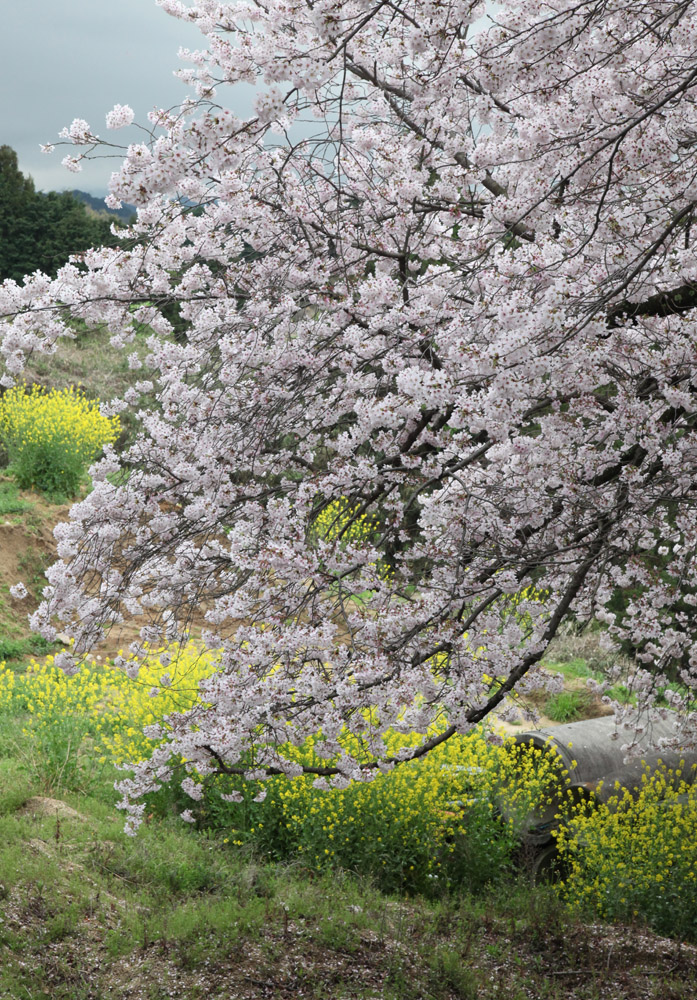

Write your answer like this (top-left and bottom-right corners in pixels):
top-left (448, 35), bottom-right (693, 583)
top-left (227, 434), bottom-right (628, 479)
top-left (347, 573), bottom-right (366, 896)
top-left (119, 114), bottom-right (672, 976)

top-left (0, 383), bottom-right (120, 495)
top-left (556, 761), bottom-right (697, 938)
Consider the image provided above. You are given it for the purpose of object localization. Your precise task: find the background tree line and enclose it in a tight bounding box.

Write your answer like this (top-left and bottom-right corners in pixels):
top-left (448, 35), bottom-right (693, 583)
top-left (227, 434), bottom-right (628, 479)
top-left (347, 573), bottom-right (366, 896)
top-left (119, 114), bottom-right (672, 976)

top-left (0, 145), bottom-right (127, 283)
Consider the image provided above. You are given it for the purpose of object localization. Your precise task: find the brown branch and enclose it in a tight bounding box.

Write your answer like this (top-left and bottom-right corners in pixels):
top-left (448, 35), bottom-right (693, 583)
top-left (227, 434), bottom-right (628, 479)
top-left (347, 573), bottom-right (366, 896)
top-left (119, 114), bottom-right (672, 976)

top-left (464, 514), bottom-right (618, 725)
top-left (607, 279), bottom-right (697, 328)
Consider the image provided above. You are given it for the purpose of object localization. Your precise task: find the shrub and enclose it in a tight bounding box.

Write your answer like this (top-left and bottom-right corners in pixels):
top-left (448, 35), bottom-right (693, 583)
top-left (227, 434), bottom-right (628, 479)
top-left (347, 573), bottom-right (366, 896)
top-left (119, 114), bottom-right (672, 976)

top-left (312, 496), bottom-right (379, 544)
top-left (187, 729), bottom-right (569, 896)
top-left (0, 383), bottom-right (119, 496)
top-left (0, 645), bottom-right (217, 792)
top-left (0, 655), bottom-right (105, 791)
top-left (5, 642), bottom-right (697, 938)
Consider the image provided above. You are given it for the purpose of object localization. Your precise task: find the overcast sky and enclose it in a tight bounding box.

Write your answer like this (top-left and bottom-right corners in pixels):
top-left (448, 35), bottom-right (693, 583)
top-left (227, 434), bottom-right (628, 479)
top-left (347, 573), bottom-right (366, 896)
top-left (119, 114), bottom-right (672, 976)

top-left (1, 0), bottom-right (254, 196)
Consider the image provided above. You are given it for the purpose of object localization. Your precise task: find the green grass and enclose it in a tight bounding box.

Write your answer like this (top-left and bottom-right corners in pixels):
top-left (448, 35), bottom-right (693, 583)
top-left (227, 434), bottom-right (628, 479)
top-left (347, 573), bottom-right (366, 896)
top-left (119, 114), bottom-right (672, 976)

top-left (542, 627), bottom-right (634, 677)
top-left (1, 696), bottom-right (695, 998)
top-left (542, 633), bottom-right (641, 713)
top-left (0, 635), bottom-right (55, 664)
top-left (2, 785), bottom-right (692, 1000)
top-left (544, 689), bottom-right (595, 723)
top-left (0, 481), bottom-right (31, 517)
top-left (0, 476), bottom-right (67, 668)
top-left (605, 682), bottom-right (637, 705)
top-left (543, 658), bottom-right (599, 682)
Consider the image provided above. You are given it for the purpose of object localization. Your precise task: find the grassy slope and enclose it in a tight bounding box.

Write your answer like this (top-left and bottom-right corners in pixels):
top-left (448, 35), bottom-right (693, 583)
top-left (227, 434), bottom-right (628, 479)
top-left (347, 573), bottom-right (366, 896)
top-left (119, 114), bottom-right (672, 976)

top-left (0, 478), bottom-right (68, 662)
top-left (22, 318), bottom-right (155, 452)
top-left (0, 316), bottom-right (154, 660)
top-left (0, 622), bottom-right (694, 999)
top-left (1, 761), bottom-right (696, 1000)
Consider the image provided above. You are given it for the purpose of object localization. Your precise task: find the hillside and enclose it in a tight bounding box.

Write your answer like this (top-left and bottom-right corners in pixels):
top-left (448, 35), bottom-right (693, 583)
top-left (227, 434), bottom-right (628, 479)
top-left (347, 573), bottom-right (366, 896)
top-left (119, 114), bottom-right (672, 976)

top-left (0, 147), bottom-right (120, 283)
top-left (1, 479), bottom-right (696, 1000)
top-left (69, 189), bottom-right (137, 223)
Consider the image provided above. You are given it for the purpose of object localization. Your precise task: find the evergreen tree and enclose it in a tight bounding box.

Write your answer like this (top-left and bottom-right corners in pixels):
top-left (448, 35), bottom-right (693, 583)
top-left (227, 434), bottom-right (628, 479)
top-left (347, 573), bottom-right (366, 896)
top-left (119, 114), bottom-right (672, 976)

top-left (0, 146), bottom-right (117, 283)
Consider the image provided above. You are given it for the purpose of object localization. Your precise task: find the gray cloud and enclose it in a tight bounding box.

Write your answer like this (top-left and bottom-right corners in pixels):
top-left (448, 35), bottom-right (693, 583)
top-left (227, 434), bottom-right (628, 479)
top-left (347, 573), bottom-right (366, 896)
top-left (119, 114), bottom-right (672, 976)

top-left (1, 0), bottom-right (253, 195)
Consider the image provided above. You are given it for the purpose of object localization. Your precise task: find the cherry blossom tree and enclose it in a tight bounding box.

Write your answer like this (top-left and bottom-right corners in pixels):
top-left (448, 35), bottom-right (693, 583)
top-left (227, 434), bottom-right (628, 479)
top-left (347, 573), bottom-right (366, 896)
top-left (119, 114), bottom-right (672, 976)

top-left (2, 0), bottom-right (697, 828)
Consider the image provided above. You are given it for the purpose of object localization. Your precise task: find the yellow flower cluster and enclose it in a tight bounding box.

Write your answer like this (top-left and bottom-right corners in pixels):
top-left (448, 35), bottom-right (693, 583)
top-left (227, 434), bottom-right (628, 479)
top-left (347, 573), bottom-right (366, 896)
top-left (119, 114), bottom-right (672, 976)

top-left (555, 762), bottom-right (697, 936)
top-left (0, 644), bottom-right (218, 774)
top-left (312, 497), bottom-right (379, 544)
top-left (98, 646), bottom-right (219, 764)
top-left (8, 640), bottom-right (694, 934)
top-left (245, 725), bottom-right (568, 893)
top-left (0, 383), bottom-right (120, 494)
top-left (311, 496), bottom-right (394, 583)
top-left (0, 644), bottom-right (566, 893)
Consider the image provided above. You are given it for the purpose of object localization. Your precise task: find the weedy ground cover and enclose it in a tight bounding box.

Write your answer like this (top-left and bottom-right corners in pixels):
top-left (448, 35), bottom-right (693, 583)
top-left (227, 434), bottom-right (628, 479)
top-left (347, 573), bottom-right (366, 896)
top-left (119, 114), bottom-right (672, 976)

top-left (544, 690), bottom-right (596, 724)
top-left (541, 629), bottom-right (639, 712)
top-left (21, 316), bottom-right (156, 449)
top-left (0, 647), bottom-right (559, 895)
top-left (2, 643), bottom-right (697, 950)
top-left (0, 480), bottom-right (31, 517)
top-left (1, 756), bottom-right (696, 1000)
top-left (0, 476), bottom-right (66, 663)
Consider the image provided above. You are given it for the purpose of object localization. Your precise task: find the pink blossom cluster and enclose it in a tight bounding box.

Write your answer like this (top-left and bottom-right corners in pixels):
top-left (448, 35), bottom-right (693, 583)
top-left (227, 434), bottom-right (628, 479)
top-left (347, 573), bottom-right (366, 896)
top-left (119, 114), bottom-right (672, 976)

top-left (105, 104), bottom-right (135, 130)
top-left (3, 0), bottom-right (697, 828)
top-left (59, 118), bottom-right (96, 144)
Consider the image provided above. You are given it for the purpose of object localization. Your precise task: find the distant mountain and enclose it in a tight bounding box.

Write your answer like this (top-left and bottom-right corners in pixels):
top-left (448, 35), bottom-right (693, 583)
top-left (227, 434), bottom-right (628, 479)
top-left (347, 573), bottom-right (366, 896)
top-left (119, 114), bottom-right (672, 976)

top-left (70, 190), bottom-right (137, 223)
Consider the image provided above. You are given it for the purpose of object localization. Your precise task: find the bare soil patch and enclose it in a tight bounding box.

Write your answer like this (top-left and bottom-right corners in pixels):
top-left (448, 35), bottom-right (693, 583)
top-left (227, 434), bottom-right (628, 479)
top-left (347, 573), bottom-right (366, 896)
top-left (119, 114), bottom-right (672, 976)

top-left (18, 797), bottom-right (88, 822)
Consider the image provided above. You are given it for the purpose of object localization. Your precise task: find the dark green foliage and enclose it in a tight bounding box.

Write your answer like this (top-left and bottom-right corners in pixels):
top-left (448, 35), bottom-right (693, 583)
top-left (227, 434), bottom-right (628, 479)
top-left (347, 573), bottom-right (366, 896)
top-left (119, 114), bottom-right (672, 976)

top-left (0, 635), bottom-right (54, 663)
top-left (0, 146), bottom-right (120, 283)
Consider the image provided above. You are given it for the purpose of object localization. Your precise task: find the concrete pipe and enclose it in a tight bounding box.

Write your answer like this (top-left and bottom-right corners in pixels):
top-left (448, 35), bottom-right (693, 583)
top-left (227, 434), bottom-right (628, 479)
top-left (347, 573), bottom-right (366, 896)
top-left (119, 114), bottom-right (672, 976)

top-left (580, 759), bottom-right (697, 807)
top-left (506, 715), bottom-right (697, 846)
